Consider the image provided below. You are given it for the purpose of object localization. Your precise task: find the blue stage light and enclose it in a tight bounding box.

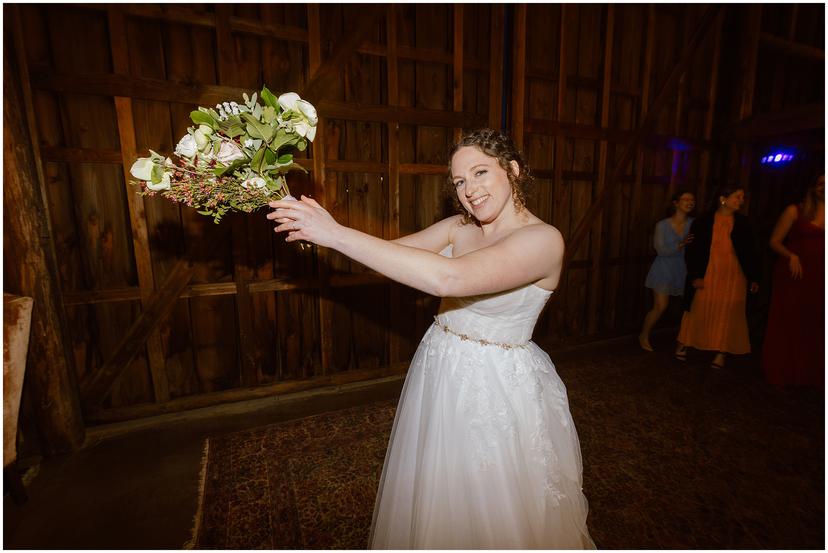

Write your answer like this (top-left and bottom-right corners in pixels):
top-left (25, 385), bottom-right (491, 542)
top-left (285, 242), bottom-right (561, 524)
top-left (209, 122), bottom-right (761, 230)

top-left (760, 150), bottom-right (796, 165)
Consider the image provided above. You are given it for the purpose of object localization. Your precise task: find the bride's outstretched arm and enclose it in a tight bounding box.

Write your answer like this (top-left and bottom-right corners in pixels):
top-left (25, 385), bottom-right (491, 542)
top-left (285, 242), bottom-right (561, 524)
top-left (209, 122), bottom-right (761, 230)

top-left (390, 214), bottom-right (462, 251)
top-left (268, 196), bottom-right (563, 297)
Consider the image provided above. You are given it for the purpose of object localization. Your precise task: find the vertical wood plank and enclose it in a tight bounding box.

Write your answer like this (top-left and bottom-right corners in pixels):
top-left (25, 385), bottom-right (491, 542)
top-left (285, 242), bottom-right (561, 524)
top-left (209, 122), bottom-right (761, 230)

top-left (488, 4), bottom-right (505, 128)
top-left (214, 4), bottom-right (257, 388)
top-left (699, 11), bottom-right (723, 205)
top-left (551, 4), bottom-right (569, 328)
top-left (453, 4), bottom-right (464, 142)
top-left (386, 5), bottom-right (402, 365)
top-left (511, 4), bottom-right (527, 147)
top-left (587, 5), bottom-right (614, 335)
top-left (788, 4), bottom-right (799, 41)
top-left (669, 13), bottom-right (691, 195)
top-left (107, 6), bottom-right (169, 402)
top-left (630, 5), bottom-right (655, 261)
top-left (307, 4), bottom-right (334, 376)
top-left (738, 5), bottom-right (762, 196)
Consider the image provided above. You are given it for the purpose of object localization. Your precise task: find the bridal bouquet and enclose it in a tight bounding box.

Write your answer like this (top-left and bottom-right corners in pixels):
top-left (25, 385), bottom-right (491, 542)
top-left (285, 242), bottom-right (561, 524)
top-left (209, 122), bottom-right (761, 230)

top-left (129, 87), bottom-right (316, 223)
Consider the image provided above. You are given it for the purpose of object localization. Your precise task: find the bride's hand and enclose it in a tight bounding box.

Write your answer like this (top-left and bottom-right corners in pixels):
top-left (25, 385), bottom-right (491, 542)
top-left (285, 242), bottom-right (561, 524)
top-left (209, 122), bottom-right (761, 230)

top-left (267, 195), bottom-right (340, 247)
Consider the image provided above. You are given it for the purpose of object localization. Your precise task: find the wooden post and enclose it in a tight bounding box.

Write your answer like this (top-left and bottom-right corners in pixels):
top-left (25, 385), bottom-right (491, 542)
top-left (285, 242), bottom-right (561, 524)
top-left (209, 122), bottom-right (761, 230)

top-left (215, 4), bottom-right (258, 388)
top-left (306, 4), bottom-right (333, 375)
top-left (669, 13), bottom-right (690, 195)
top-left (737, 5), bottom-right (762, 199)
top-left (629, 4), bottom-right (655, 271)
top-left (550, 4), bottom-right (569, 320)
top-left (788, 4), bottom-right (799, 41)
top-left (107, 6), bottom-right (170, 402)
top-left (3, 26), bottom-right (85, 453)
top-left (511, 4), bottom-right (527, 148)
top-left (699, 11), bottom-right (724, 206)
top-left (587, 5), bottom-right (614, 335)
top-left (453, 4), bottom-right (464, 142)
top-left (488, 5), bottom-right (505, 128)
top-left (386, 5), bottom-right (402, 365)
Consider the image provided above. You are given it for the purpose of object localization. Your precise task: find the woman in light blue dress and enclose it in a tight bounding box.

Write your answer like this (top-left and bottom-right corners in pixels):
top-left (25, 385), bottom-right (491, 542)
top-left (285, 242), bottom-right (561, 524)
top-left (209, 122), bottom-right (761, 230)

top-left (639, 191), bottom-right (695, 351)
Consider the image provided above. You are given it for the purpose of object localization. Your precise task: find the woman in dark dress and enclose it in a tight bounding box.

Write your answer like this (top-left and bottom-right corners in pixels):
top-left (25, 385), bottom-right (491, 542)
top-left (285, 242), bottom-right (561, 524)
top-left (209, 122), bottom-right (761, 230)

top-left (762, 176), bottom-right (825, 389)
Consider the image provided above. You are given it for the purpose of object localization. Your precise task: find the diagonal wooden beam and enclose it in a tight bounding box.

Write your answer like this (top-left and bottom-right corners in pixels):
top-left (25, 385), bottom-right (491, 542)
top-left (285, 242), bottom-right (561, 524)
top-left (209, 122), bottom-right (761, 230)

top-left (80, 254), bottom-right (199, 408)
top-left (299, 4), bottom-right (385, 104)
top-left (563, 5), bottom-right (721, 270)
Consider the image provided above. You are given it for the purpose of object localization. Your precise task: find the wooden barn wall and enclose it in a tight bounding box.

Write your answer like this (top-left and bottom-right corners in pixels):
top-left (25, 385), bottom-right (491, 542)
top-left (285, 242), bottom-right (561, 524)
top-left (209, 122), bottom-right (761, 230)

top-left (7, 4), bottom-right (823, 435)
top-left (516, 4), bottom-right (726, 347)
top-left (10, 3), bottom-right (496, 429)
top-left (716, 3), bottom-right (825, 336)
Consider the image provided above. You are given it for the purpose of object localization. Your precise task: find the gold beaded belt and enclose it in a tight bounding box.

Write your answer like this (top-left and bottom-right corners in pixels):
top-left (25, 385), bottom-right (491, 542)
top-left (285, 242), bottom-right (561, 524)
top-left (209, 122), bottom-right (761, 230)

top-left (433, 316), bottom-right (527, 350)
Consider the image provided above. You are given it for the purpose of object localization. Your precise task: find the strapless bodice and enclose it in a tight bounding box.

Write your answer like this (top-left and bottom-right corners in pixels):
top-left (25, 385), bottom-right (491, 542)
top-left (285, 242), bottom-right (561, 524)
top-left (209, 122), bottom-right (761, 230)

top-left (434, 244), bottom-right (553, 346)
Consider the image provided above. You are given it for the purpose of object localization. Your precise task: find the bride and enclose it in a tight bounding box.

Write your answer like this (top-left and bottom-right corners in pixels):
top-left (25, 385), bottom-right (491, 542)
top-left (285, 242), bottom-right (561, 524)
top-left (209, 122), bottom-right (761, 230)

top-left (268, 129), bottom-right (595, 549)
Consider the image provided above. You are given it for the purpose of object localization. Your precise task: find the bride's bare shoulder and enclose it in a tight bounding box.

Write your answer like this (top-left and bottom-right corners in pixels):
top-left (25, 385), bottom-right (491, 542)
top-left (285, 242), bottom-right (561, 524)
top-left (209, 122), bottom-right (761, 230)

top-left (516, 221), bottom-right (563, 245)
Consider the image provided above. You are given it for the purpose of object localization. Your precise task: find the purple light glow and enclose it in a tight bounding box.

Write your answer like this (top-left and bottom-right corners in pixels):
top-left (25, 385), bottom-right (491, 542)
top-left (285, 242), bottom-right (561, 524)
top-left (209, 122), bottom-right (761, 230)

top-left (760, 151), bottom-right (795, 165)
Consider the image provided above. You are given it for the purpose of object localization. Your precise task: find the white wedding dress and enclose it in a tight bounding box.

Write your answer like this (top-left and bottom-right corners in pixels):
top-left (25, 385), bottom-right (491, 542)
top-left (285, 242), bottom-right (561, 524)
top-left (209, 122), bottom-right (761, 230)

top-left (369, 245), bottom-right (595, 549)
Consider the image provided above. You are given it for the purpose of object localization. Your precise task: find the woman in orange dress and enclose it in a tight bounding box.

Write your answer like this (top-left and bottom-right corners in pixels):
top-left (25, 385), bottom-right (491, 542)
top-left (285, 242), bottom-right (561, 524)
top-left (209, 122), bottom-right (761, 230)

top-left (676, 185), bottom-right (760, 369)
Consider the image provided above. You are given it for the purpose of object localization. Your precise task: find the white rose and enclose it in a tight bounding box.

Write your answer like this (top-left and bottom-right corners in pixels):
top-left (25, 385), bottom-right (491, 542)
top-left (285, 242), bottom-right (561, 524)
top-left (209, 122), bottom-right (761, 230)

top-left (294, 121), bottom-right (317, 141)
top-left (174, 134), bottom-right (197, 158)
top-left (241, 177), bottom-right (267, 189)
top-left (216, 140), bottom-right (246, 164)
top-left (130, 157), bottom-right (155, 181)
top-left (295, 99), bottom-right (318, 126)
top-left (146, 171), bottom-right (171, 191)
top-left (277, 92), bottom-right (301, 112)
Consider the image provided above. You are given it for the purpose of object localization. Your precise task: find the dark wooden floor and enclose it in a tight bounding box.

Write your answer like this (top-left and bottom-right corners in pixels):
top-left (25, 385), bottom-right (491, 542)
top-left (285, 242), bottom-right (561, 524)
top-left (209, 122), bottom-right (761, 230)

top-left (3, 333), bottom-right (824, 549)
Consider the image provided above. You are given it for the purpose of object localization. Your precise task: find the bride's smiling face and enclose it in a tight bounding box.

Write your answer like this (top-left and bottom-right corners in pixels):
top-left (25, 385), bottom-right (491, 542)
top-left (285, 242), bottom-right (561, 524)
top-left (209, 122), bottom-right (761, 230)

top-left (451, 146), bottom-right (519, 224)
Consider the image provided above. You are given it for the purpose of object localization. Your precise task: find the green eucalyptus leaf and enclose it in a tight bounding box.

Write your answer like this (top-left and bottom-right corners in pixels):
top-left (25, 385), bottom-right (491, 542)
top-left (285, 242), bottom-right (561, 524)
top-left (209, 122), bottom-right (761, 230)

top-left (250, 147), bottom-right (267, 173)
top-left (267, 174), bottom-right (285, 191)
top-left (191, 110), bottom-right (217, 129)
top-left (260, 86), bottom-right (278, 109)
top-left (243, 113), bottom-right (274, 142)
top-left (296, 138), bottom-right (307, 151)
top-left (262, 105), bottom-right (277, 124)
top-left (277, 153), bottom-right (293, 165)
top-left (219, 117), bottom-right (246, 138)
top-left (198, 209), bottom-right (213, 216)
top-left (268, 130), bottom-right (300, 153)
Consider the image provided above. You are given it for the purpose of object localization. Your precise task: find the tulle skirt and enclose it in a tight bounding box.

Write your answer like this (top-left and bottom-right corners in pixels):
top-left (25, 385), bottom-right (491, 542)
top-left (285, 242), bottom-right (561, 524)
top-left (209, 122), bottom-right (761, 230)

top-left (369, 324), bottom-right (595, 549)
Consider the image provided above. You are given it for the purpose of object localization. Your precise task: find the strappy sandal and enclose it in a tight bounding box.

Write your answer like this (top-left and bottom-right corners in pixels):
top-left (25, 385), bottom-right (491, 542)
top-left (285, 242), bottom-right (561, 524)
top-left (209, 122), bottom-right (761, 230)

top-left (710, 353), bottom-right (726, 370)
top-left (675, 345), bottom-right (687, 362)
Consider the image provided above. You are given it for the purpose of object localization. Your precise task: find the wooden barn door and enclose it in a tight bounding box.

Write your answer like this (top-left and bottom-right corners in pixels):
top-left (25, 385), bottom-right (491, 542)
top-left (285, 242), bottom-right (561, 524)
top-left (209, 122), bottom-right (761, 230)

top-left (9, 4), bottom-right (502, 429)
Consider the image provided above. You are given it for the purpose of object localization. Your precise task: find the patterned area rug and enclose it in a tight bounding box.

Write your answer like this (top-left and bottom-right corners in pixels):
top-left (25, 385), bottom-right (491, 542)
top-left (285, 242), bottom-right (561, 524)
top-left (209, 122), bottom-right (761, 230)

top-left (189, 347), bottom-right (823, 549)
top-left (188, 401), bottom-right (396, 549)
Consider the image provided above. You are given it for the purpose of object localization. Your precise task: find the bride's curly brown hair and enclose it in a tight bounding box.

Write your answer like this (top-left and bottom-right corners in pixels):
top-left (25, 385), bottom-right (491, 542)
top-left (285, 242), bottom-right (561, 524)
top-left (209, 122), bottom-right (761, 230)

top-left (445, 128), bottom-right (533, 224)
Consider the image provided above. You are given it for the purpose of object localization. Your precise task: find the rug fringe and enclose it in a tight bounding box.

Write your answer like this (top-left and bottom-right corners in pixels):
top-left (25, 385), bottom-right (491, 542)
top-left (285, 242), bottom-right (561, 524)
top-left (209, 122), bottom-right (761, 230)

top-left (183, 438), bottom-right (210, 550)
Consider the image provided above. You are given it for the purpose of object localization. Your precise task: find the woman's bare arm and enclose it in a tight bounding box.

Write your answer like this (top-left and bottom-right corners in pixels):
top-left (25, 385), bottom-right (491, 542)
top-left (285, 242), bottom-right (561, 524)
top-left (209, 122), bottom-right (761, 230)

top-left (390, 214), bottom-right (463, 251)
top-left (769, 204), bottom-right (803, 278)
top-left (268, 196), bottom-right (562, 297)
top-left (768, 204), bottom-right (798, 258)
